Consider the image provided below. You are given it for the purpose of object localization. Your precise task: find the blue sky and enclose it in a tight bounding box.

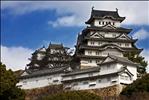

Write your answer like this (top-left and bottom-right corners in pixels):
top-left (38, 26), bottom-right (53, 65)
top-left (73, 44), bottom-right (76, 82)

top-left (1, 1), bottom-right (149, 71)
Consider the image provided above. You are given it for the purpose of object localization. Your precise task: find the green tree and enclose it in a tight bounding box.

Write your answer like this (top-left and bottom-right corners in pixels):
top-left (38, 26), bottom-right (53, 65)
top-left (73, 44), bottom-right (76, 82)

top-left (121, 74), bottom-right (149, 96)
top-left (124, 52), bottom-right (148, 74)
top-left (0, 62), bottom-right (25, 100)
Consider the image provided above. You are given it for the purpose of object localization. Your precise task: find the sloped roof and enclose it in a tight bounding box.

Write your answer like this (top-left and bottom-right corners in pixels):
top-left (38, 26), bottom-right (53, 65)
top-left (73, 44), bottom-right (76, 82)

top-left (62, 67), bottom-right (100, 77)
top-left (82, 26), bottom-right (132, 33)
top-left (99, 54), bottom-right (139, 66)
top-left (20, 67), bottom-right (68, 79)
top-left (62, 66), bottom-right (134, 82)
top-left (86, 9), bottom-right (125, 24)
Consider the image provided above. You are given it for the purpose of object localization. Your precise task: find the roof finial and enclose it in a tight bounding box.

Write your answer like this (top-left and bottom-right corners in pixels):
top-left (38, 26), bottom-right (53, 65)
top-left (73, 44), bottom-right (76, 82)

top-left (116, 8), bottom-right (118, 12)
top-left (92, 6), bottom-right (94, 10)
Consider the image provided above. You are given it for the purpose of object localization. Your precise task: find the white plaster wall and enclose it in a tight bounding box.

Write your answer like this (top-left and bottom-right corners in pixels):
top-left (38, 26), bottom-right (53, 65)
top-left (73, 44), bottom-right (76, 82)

top-left (94, 19), bottom-right (121, 27)
top-left (116, 63), bottom-right (137, 80)
top-left (101, 49), bottom-right (123, 57)
top-left (17, 74), bottom-right (63, 89)
top-left (64, 76), bottom-right (119, 90)
top-left (127, 65), bottom-right (137, 80)
top-left (100, 64), bottom-right (117, 75)
top-left (119, 73), bottom-right (133, 84)
top-left (87, 41), bottom-right (108, 46)
top-left (80, 59), bottom-right (101, 67)
top-left (87, 40), bottom-right (131, 48)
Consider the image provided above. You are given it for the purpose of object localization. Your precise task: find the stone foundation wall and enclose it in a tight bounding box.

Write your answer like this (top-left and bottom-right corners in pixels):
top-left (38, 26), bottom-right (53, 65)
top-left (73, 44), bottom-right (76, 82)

top-left (83, 85), bottom-right (121, 97)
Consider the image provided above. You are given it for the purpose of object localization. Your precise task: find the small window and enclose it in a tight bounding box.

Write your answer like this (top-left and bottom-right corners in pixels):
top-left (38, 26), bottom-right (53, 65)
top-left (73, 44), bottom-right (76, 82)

top-left (98, 42), bottom-right (102, 45)
top-left (112, 34), bottom-right (116, 37)
top-left (118, 43), bottom-right (121, 46)
top-left (88, 60), bottom-right (92, 63)
top-left (89, 84), bottom-right (96, 87)
top-left (23, 81), bottom-right (27, 85)
top-left (113, 22), bottom-right (115, 25)
top-left (90, 41), bottom-right (94, 45)
top-left (89, 73), bottom-right (93, 77)
top-left (96, 51), bottom-right (100, 55)
top-left (109, 22), bottom-right (111, 25)
top-left (102, 21), bottom-right (104, 25)
top-left (125, 43), bottom-right (129, 47)
top-left (99, 21), bottom-right (101, 25)
top-left (106, 22), bottom-right (108, 25)
top-left (71, 76), bottom-right (76, 79)
top-left (83, 81), bottom-right (88, 84)
top-left (107, 64), bottom-right (110, 68)
top-left (73, 82), bottom-right (78, 86)
top-left (36, 80), bottom-right (38, 83)
top-left (53, 80), bottom-right (59, 83)
top-left (98, 79), bottom-right (101, 83)
top-left (88, 51), bottom-right (92, 55)
top-left (107, 77), bottom-right (111, 81)
top-left (96, 60), bottom-right (100, 63)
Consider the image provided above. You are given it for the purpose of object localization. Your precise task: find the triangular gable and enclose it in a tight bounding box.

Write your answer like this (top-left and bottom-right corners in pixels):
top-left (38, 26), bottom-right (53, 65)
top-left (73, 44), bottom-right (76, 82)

top-left (119, 67), bottom-right (134, 77)
top-left (101, 55), bottom-right (116, 64)
top-left (102, 24), bottom-right (116, 29)
top-left (90, 32), bottom-right (104, 38)
top-left (116, 33), bottom-right (132, 40)
top-left (21, 71), bottom-right (29, 76)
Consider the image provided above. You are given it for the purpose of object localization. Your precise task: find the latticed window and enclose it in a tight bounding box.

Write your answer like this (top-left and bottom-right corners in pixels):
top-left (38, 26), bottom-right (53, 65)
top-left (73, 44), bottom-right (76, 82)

top-left (88, 60), bottom-right (92, 63)
top-left (98, 42), bottom-right (102, 45)
top-left (88, 51), bottom-right (92, 54)
top-left (118, 43), bottom-right (122, 46)
top-left (112, 34), bottom-right (116, 37)
top-left (125, 43), bottom-right (129, 47)
top-left (90, 41), bottom-right (94, 45)
top-left (96, 51), bottom-right (100, 55)
top-left (83, 81), bottom-right (88, 84)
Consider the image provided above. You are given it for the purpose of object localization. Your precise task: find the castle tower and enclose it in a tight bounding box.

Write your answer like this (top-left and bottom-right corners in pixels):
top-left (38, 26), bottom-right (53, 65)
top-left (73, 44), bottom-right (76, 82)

top-left (75, 8), bottom-right (142, 69)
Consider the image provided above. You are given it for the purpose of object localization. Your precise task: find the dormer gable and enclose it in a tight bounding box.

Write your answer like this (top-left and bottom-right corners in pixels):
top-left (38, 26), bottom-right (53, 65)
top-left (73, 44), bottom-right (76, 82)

top-left (116, 33), bottom-right (132, 40)
top-left (90, 32), bottom-right (104, 38)
top-left (102, 56), bottom-right (115, 63)
top-left (102, 24), bottom-right (116, 29)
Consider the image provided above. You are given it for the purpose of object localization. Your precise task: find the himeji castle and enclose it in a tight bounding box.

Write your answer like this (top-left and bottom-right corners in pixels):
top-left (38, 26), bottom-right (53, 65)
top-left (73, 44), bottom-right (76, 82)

top-left (17, 8), bottom-right (142, 92)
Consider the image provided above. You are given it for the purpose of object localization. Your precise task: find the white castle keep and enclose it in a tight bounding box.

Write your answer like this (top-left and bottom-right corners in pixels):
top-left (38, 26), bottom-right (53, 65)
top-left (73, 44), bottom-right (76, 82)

top-left (17, 8), bottom-right (142, 90)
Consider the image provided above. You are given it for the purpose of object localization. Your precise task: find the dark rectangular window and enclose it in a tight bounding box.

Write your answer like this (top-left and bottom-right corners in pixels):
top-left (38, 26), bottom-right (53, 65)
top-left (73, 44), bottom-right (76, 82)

top-left (102, 21), bottom-right (104, 25)
top-left (83, 81), bottom-right (88, 84)
top-left (99, 21), bottom-right (101, 25)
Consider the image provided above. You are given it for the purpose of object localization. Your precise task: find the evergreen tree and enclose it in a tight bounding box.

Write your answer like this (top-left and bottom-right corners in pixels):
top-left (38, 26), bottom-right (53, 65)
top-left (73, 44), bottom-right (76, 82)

top-left (121, 74), bottom-right (149, 96)
top-left (124, 52), bottom-right (148, 74)
top-left (0, 62), bottom-right (25, 100)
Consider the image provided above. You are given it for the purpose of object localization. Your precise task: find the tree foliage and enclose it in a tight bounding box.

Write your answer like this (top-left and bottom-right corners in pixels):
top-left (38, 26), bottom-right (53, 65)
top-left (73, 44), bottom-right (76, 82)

top-left (42, 91), bottom-right (101, 100)
top-left (121, 74), bottom-right (149, 96)
top-left (124, 52), bottom-right (148, 74)
top-left (0, 62), bottom-right (25, 100)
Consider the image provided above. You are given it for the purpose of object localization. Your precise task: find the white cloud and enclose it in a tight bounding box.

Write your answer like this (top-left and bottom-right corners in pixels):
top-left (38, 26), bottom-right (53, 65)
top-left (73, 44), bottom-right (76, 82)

top-left (141, 49), bottom-right (149, 73)
top-left (1, 45), bottom-right (33, 71)
top-left (132, 28), bottom-right (149, 40)
top-left (1, 1), bottom-right (149, 26)
top-left (48, 15), bottom-right (83, 27)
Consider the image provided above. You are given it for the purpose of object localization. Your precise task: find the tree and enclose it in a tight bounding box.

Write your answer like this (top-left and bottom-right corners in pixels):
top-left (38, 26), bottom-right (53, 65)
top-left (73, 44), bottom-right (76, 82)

top-left (124, 52), bottom-right (148, 74)
top-left (121, 74), bottom-right (149, 96)
top-left (0, 62), bottom-right (25, 100)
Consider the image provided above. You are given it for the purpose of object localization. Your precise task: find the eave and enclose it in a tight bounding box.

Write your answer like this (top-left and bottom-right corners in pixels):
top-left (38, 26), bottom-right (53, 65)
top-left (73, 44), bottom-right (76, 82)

top-left (83, 26), bottom-right (132, 34)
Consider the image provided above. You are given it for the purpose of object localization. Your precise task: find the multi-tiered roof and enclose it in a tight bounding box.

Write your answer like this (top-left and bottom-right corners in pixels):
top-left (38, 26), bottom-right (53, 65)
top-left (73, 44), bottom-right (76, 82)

top-left (22, 44), bottom-right (72, 78)
top-left (75, 8), bottom-right (142, 69)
